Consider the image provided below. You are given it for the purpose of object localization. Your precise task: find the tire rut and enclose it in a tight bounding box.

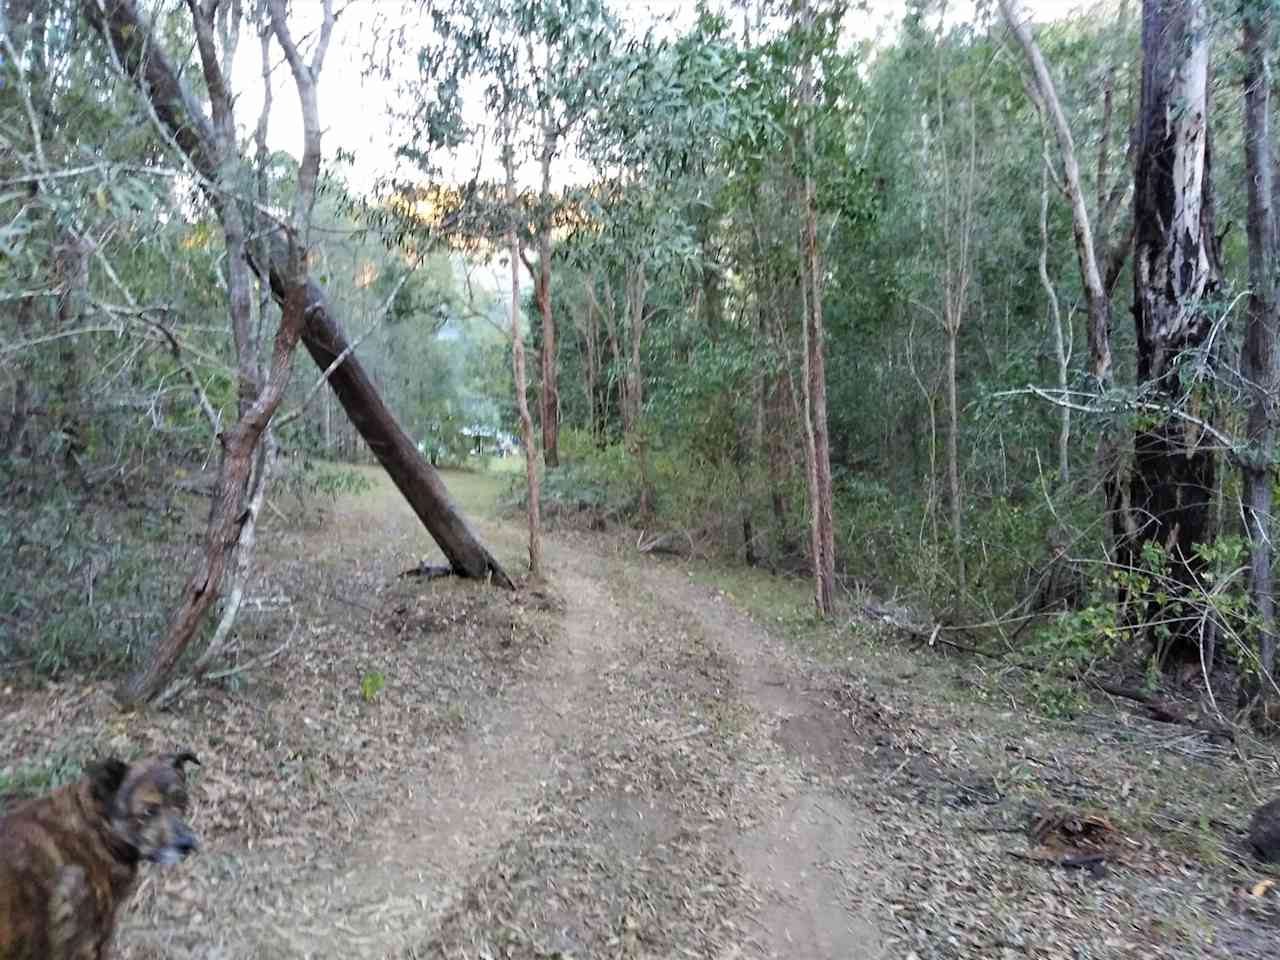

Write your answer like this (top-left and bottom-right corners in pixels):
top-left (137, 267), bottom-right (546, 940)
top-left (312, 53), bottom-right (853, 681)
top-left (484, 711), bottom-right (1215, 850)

top-left (636, 564), bottom-right (886, 960)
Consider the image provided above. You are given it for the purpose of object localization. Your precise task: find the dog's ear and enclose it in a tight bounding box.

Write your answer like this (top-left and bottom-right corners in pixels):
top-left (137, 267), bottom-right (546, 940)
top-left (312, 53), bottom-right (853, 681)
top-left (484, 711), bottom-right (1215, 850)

top-left (166, 751), bottom-right (200, 774)
top-left (87, 758), bottom-right (129, 804)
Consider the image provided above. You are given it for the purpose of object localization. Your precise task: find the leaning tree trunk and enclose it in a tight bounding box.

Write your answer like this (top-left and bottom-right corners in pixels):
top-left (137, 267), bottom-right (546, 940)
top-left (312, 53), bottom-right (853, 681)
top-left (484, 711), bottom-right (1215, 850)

top-left (999, 0), bottom-right (1113, 385)
top-left (85, 0), bottom-right (512, 590)
top-left (1241, 0), bottom-right (1278, 703)
top-left (1126, 0), bottom-right (1221, 658)
top-left (289, 270), bottom-right (513, 585)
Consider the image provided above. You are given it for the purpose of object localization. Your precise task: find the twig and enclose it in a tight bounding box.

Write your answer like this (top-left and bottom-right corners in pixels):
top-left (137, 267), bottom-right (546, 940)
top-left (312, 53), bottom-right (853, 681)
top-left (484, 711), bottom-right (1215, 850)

top-left (331, 594), bottom-right (377, 616)
top-left (995, 384), bottom-right (1239, 458)
top-left (203, 638), bottom-right (290, 682)
top-left (1007, 850), bottom-right (1108, 876)
top-left (659, 724), bottom-right (710, 744)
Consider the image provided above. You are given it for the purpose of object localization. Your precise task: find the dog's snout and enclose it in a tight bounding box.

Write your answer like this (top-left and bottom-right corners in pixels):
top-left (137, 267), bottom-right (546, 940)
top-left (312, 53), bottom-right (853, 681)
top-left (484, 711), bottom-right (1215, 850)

top-left (175, 829), bottom-right (198, 855)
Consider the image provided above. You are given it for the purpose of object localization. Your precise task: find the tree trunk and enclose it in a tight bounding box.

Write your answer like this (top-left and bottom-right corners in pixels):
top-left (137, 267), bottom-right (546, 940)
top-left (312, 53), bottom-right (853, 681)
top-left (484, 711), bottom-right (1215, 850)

top-left (1241, 1), bottom-right (1278, 703)
top-left (505, 131), bottom-right (542, 576)
top-left (576, 288), bottom-right (600, 444)
top-left (537, 123), bottom-right (559, 468)
top-left (53, 230), bottom-right (89, 473)
top-left (286, 268), bottom-right (513, 585)
top-left (85, 0), bottom-right (513, 591)
top-left (944, 312), bottom-right (964, 590)
top-left (1037, 158), bottom-right (1071, 485)
top-left (1127, 0), bottom-right (1221, 658)
top-left (121, 279), bottom-right (307, 706)
top-left (797, 0), bottom-right (834, 615)
top-left (3, 2), bottom-right (42, 459)
top-left (623, 261), bottom-right (652, 515)
top-left (3, 296), bottom-right (35, 456)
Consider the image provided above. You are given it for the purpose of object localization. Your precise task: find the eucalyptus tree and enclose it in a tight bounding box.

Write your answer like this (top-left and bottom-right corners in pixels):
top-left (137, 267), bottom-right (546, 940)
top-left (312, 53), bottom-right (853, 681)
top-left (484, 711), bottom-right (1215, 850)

top-left (77, 0), bottom-right (335, 706)
top-left (403, 0), bottom-right (619, 470)
top-left (889, 1), bottom-right (1001, 592)
top-left (503, 73), bottom-right (543, 574)
top-left (1, 0), bottom-right (178, 469)
top-left (1118, 0), bottom-right (1222, 660)
top-left (566, 12), bottom-right (770, 521)
top-left (83, 0), bottom-right (514, 703)
top-left (1240, 0), bottom-right (1278, 702)
top-left (998, 0), bottom-right (1130, 388)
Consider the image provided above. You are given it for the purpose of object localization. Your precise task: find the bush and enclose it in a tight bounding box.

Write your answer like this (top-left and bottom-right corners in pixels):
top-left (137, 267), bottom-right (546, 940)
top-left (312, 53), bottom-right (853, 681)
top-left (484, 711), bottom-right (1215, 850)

top-left (0, 471), bottom-right (183, 677)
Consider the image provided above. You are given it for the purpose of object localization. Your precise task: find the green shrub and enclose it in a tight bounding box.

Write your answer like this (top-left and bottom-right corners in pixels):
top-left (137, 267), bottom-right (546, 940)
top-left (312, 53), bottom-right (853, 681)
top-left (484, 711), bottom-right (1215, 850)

top-left (0, 479), bottom-right (178, 677)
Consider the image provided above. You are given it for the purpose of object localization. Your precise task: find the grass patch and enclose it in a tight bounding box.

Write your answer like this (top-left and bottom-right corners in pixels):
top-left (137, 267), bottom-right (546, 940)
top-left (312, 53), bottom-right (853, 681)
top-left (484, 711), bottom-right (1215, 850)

top-left (0, 750), bottom-right (86, 811)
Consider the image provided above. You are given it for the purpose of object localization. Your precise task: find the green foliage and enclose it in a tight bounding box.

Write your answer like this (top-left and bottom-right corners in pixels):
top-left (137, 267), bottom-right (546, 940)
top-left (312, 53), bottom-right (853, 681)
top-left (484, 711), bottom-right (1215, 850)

top-left (360, 671), bottom-right (386, 704)
top-left (512, 430), bottom-right (641, 522)
top-left (277, 460), bottom-right (374, 518)
top-left (0, 476), bottom-right (180, 676)
top-left (0, 751), bottom-right (85, 810)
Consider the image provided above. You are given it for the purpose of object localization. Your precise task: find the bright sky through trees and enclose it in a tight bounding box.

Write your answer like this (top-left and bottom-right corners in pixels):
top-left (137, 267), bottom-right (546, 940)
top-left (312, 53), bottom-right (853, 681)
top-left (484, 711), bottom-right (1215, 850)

top-left (237, 0), bottom-right (1092, 198)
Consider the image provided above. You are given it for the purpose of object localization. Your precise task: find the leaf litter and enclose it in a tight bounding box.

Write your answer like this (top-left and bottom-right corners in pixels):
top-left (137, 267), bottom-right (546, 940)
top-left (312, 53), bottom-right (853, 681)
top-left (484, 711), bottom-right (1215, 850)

top-left (1, 473), bottom-right (1278, 958)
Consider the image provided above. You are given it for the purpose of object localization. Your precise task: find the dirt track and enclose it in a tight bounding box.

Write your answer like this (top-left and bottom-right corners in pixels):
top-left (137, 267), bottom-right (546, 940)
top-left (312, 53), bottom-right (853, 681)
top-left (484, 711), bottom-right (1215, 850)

top-left (234, 535), bottom-right (889, 958)
top-left (6, 469), bottom-right (1276, 958)
top-left (100, 473), bottom-right (890, 959)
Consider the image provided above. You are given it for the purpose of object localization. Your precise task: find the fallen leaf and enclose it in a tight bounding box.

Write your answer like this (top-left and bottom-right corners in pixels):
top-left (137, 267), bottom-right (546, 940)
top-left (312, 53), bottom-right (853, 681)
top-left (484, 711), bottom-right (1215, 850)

top-left (1249, 879), bottom-right (1275, 897)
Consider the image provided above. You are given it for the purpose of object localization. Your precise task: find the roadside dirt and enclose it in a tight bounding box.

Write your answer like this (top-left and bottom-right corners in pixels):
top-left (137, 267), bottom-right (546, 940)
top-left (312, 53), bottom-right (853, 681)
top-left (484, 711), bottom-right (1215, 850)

top-left (3, 468), bottom-right (1279, 958)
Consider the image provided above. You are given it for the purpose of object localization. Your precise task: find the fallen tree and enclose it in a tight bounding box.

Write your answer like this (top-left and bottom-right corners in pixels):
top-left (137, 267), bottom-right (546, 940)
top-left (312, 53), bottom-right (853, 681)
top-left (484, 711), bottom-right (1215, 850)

top-left (83, 0), bottom-right (512, 707)
top-left (84, 0), bottom-right (510, 588)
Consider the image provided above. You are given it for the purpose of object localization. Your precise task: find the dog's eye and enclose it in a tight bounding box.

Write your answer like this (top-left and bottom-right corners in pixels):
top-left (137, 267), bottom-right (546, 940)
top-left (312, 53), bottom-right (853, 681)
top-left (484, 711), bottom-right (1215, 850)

top-left (144, 804), bottom-right (160, 818)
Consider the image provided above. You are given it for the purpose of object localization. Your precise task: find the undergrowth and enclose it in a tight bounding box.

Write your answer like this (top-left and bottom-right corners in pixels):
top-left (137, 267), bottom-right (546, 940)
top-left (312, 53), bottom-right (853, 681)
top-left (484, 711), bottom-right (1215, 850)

top-left (0, 465), bottom-right (181, 677)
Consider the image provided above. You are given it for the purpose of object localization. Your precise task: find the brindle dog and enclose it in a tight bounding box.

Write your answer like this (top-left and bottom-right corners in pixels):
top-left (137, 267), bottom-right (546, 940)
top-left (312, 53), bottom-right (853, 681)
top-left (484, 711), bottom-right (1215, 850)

top-left (0, 752), bottom-right (200, 960)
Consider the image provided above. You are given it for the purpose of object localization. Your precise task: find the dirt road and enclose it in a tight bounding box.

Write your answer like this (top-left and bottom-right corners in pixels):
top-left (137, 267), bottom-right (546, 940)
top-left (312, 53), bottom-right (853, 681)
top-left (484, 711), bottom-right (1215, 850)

top-left (91, 476), bottom-right (886, 959)
top-left (11, 468), bottom-right (1263, 958)
top-left (256, 538), bottom-right (886, 958)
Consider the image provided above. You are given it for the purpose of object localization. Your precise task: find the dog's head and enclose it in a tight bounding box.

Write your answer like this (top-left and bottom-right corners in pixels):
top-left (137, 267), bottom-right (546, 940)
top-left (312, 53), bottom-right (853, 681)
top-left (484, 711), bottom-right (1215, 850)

top-left (89, 751), bottom-right (201, 866)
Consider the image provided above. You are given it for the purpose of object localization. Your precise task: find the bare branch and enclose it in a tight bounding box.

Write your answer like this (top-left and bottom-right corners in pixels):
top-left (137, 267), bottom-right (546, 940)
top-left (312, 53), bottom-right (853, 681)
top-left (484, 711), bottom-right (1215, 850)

top-left (997, 384), bottom-right (1238, 456)
top-left (998, 0), bottom-right (1111, 383)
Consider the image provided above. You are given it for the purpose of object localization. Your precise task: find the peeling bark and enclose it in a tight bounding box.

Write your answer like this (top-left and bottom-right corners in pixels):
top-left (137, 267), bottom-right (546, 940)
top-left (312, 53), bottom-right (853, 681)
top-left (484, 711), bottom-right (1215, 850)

top-left (1126, 0), bottom-right (1221, 657)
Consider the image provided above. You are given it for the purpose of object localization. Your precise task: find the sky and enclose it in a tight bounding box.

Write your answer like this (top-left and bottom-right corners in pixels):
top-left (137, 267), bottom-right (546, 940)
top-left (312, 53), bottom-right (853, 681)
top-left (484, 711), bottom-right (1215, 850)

top-left (237, 0), bottom-right (1100, 200)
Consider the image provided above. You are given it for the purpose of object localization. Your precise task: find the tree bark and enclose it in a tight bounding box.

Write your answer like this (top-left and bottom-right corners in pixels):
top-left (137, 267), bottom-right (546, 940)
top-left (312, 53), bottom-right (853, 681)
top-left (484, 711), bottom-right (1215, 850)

top-left (797, 0), bottom-right (835, 615)
top-left (279, 262), bottom-right (513, 585)
top-left (113, 0), bottom-right (330, 707)
top-left (944, 310), bottom-right (964, 589)
top-left (623, 260), bottom-right (652, 515)
top-left (84, 0), bottom-right (512, 591)
top-left (574, 282), bottom-right (601, 444)
top-left (121, 273), bottom-right (307, 706)
top-left (537, 104), bottom-right (560, 468)
top-left (1127, 0), bottom-right (1221, 658)
top-left (504, 119), bottom-right (542, 577)
top-left (2, 297), bottom-right (34, 456)
top-left (1241, 0), bottom-right (1278, 702)
top-left (1038, 157), bottom-right (1071, 485)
